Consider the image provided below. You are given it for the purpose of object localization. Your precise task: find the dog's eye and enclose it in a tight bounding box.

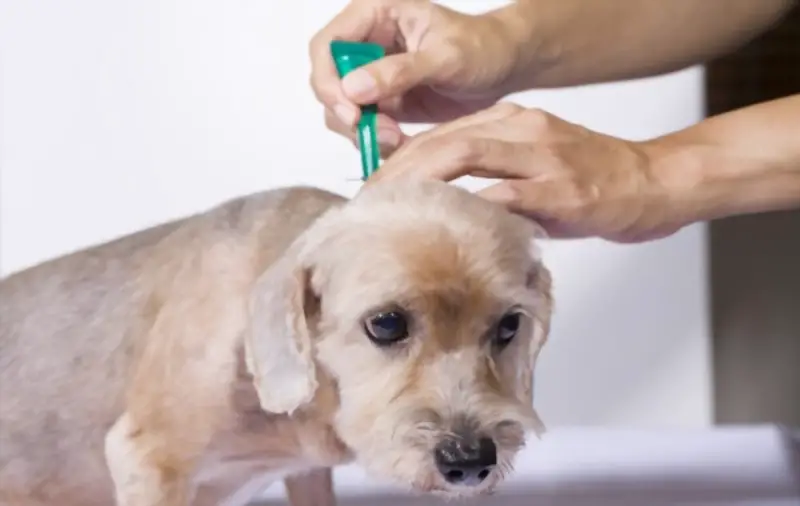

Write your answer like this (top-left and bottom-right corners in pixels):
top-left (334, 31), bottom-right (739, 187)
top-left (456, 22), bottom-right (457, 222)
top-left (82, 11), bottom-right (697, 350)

top-left (494, 312), bottom-right (521, 348)
top-left (364, 311), bottom-right (409, 345)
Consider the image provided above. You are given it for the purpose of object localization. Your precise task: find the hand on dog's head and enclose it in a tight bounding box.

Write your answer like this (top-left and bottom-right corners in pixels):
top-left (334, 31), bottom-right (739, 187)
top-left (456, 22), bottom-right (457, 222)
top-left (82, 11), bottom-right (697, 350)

top-left (247, 180), bottom-right (552, 497)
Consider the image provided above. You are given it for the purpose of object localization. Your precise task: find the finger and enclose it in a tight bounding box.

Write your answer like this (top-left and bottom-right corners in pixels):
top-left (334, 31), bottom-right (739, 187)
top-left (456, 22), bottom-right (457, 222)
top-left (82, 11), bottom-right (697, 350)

top-left (371, 136), bottom-right (535, 184)
top-left (324, 110), bottom-right (408, 156)
top-left (368, 103), bottom-right (532, 183)
top-left (367, 103), bottom-right (529, 184)
top-left (375, 90), bottom-right (499, 124)
top-left (477, 180), bottom-right (584, 239)
top-left (324, 108), bottom-right (357, 141)
top-left (309, 1), bottom-right (380, 127)
top-left (363, 113), bottom-right (409, 157)
top-left (324, 109), bottom-right (404, 141)
top-left (366, 101), bottom-right (517, 170)
top-left (341, 51), bottom-right (442, 106)
top-left (406, 101), bottom-right (525, 144)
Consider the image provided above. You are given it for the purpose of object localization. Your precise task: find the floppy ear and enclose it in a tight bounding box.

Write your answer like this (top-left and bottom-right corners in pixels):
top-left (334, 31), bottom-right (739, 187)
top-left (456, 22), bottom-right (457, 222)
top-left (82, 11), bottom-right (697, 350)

top-left (245, 243), bottom-right (321, 415)
top-left (516, 255), bottom-right (553, 436)
top-left (517, 263), bottom-right (553, 405)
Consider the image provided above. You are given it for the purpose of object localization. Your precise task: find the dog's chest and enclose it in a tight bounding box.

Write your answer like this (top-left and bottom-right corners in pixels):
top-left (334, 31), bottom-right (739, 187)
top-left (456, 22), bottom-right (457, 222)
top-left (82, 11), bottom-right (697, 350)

top-left (189, 378), bottom-right (351, 505)
top-left (191, 418), bottom-right (320, 506)
top-left (191, 431), bottom-right (311, 506)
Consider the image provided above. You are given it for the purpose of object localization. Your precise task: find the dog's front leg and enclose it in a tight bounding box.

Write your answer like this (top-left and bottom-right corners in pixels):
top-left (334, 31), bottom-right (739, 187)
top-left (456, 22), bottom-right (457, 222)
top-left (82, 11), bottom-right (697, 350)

top-left (105, 412), bottom-right (198, 506)
top-left (103, 304), bottom-right (240, 505)
top-left (99, 239), bottom-right (255, 505)
top-left (284, 468), bottom-right (336, 506)
top-left (103, 350), bottom-right (235, 506)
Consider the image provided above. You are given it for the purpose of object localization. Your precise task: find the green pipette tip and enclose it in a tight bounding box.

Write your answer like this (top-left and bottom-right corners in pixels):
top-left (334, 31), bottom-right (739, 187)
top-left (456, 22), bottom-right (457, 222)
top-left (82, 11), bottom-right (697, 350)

top-left (330, 41), bottom-right (385, 181)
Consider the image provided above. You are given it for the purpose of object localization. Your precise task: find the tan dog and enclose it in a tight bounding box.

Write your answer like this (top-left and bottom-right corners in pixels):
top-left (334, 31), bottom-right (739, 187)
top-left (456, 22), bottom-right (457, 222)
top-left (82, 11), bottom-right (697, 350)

top-left (0, 180), bottom-right (553, 506)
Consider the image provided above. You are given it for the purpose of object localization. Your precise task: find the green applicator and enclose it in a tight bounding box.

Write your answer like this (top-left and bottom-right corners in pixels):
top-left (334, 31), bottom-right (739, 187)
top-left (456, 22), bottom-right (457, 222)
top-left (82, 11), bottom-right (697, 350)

top-left (330, 41), bottom-right (385, 181)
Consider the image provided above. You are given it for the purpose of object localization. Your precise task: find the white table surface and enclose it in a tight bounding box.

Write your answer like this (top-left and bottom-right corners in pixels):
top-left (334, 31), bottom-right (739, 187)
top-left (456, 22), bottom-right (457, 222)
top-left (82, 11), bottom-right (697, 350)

top-left (255, 425), bottom-right (800, 506)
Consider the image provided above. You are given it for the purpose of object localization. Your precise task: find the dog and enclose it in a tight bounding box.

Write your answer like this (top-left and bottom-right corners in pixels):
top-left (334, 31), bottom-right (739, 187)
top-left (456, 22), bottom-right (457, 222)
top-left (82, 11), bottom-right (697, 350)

top-left (0, 180), bottom-right (553, 506)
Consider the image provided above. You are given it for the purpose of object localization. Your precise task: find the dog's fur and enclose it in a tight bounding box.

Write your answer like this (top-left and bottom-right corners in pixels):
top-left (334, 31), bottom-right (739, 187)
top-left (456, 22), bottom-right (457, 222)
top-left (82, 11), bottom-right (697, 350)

top-left (0, 180), bottom-right (552, 506)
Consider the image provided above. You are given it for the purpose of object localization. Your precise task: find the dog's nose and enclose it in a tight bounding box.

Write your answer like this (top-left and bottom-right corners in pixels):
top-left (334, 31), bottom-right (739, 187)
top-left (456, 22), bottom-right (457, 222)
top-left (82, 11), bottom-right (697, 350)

top-left (434, 436), bottom-right (497, 486)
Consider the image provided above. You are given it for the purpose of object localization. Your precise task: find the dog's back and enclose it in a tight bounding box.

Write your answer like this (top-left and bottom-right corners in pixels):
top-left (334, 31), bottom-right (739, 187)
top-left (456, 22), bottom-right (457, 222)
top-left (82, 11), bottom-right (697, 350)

top-left (0, 186), bottom-right (345, 504)
top-left (0, 217), bottom-right (183, 501)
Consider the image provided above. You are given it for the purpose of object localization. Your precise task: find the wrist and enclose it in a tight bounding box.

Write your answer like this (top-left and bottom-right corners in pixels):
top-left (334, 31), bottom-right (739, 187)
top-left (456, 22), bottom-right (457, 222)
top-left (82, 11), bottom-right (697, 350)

top-left (639, 137), bottom-right (714, 229)
top-left (641, 130), bottom-right (800, 226)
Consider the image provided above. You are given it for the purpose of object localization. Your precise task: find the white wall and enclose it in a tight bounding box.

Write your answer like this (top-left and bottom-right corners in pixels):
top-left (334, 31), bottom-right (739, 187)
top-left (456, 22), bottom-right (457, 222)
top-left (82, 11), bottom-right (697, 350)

top-left (0, 0), bottom-right (711, 428)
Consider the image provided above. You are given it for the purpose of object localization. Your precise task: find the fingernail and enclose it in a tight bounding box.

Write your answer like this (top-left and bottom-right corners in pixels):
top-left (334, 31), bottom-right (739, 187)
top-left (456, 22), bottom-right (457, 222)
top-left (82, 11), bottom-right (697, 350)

top-left (334, 104), bottom-right (358, 126)
top-left (378, 129), bottom-right (401, 148)
top-left (342, 69), bottom-right (377, 101)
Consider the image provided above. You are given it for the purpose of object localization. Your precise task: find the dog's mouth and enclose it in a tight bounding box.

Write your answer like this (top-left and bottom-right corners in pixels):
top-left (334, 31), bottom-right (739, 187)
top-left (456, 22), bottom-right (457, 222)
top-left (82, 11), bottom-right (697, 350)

top-left (412, 472), bottom-right (501, 498)
top-left (408, 419), bottom-right (525, 496)
top-left (348, 405), bottom-right (530, 496)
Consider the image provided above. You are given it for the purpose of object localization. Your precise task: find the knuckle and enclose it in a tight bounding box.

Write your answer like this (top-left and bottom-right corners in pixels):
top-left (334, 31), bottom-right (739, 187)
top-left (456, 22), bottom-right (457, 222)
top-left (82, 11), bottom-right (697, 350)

top-left (323, 110), bottom-right (337, 130)
top-left (579, 182), bottom-right (602, 205)
top-left (378, 144), bottom-right (399, 160)
top-left (386, 136), bottom-right (423, 163)
top-left (523, 107), bottom-right (551, 133)
top-left (309, 73), bottom-right (325, 101)
top-left (408, 124), bottom-right (444, 147)
top-left (323, 110), bottom-right (354, 140)
top-left (380, 54), bottom-right (425, 92)
top-left (308, 32), bottom-right (323, 57)
top-left (562, 179), bottom-right (596, 209)
top-left (495, 181), bottom-right (526, 208)
top-left (492, 102), bottom-right (525, 116)
top-left (381, 59), bottom-right (407, 87)
top-left (407, 135), bottom-right (440, 158)
top-left (308, 29), bottom-right (335, 62)
top-left (437, 45), bottom-right (470, 81)
top-left (309, 72), bottom-right (340, 108)
top-left (449, 137), bottom-right (483, 166)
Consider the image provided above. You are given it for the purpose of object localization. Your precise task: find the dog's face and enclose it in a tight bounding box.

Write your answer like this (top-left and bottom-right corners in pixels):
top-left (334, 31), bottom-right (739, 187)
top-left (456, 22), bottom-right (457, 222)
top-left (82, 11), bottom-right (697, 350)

top-left (247, 181), bottom-right (552, 497)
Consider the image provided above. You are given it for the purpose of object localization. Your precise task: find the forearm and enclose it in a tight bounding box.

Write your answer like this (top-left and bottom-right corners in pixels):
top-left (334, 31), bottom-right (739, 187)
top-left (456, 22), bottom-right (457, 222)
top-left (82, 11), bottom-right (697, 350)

top-left (645, 94), bottom-right (800, 225)
top-left (493, 0), bottom-right (795, 90)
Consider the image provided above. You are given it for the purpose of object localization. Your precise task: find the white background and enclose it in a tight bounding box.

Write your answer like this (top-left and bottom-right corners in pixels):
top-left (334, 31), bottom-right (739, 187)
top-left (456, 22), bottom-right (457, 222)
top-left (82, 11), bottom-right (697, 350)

top-left (0, 0), bottom-right (711, 428)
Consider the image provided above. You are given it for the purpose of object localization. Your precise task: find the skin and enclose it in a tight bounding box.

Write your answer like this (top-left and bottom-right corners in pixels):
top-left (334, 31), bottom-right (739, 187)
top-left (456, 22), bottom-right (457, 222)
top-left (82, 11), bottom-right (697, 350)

top-left (370, 96), bottom-right (800, 243)
top-left (309, 0), bottom-right (800, 243)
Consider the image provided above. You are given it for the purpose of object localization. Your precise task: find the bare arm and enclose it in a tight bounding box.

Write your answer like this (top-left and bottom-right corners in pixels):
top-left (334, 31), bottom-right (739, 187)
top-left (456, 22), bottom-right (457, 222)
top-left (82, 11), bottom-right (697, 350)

top-left (370, 94), bottom-right (800, 242)
top-left (495, 0), bottom-right (796, 89)
top-left (284, 468), bottom-right (336, 506)
top-left (647, 93), bottom-right (800, 225)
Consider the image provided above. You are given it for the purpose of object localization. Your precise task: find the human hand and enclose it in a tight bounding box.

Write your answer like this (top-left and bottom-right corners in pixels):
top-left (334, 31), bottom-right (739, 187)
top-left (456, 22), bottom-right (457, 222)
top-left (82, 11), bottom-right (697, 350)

top-left (367, 103), bottom-right (686, 243)
top-left (309, 0), bottom-right (528, 156)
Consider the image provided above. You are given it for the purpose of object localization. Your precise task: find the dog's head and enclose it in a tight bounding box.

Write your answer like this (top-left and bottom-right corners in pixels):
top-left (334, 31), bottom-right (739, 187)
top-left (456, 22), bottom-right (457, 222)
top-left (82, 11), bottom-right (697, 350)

top-left (246, 181), bottom-right (552, 497)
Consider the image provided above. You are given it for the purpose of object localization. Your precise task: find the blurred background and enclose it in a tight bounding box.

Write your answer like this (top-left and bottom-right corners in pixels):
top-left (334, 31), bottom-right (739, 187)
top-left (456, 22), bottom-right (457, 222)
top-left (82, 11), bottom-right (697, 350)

top-left (0, 0), bottom-right (797, 435)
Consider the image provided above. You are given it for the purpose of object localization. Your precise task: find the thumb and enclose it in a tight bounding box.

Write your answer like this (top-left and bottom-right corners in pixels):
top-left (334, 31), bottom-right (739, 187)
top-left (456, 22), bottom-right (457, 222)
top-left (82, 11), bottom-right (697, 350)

top-left (342, 51), bottom-right (440, 105)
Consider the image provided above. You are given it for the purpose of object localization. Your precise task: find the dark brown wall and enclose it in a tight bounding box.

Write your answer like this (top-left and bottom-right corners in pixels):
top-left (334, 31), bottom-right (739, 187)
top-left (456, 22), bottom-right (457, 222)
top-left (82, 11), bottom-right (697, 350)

top-left (705, 5), bottom-right (800, 425)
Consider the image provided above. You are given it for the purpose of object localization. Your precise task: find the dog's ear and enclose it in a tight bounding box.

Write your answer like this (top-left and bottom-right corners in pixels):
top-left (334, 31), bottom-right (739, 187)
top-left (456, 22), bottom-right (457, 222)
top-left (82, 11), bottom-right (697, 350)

top-left (245, 241), bottom-right (321, 415)
top-left (520, 264), bottom-right (553, 396)
top-left (511, 260), bottom-right (552, 436)
top-left (518, 263), bottom-right (552, 405)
